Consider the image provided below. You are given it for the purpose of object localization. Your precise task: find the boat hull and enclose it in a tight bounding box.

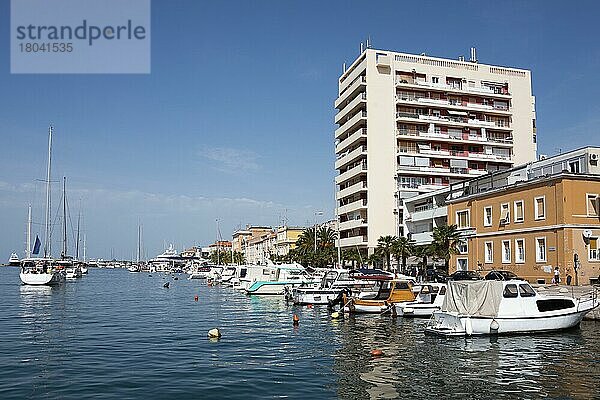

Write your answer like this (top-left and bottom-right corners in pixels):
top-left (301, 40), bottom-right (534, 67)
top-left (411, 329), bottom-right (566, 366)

top-left (425, 308), bottom-right (593, 336)
top-left (397, 304), bottom-right (441, 318)
top-left (20, 271), bottom-right (64, 286)
top-left (293, 289), bottom-right (341, 305)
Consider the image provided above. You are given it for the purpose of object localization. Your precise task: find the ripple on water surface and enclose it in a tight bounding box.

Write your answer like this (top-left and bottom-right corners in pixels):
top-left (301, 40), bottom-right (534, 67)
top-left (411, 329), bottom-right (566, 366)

top-left (0, 268), bottom-right (599, 399)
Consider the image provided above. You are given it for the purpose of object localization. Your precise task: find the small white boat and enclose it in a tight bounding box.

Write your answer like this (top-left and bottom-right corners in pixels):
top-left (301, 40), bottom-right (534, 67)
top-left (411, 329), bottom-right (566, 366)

top-left (425, 279), bottom-right (600, 336)
top-left (396, 283), bottom-right (446, 317)
top-left (66, 267), bottom-right (78, 279)
top-left (8, 252), bottom-right (20, 266)
top-left (292, 269), bottom-right (387, 305)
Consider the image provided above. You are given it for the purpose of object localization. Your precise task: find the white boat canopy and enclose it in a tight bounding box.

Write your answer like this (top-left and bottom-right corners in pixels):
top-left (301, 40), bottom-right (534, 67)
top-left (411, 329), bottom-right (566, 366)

top-left (442, 280), bottom-right (504, 317)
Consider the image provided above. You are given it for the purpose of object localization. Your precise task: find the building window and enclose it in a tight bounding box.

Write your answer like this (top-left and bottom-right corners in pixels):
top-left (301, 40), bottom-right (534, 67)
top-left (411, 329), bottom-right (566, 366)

top-left (457, 258), bottom-right (468, 271)
top-left (514, 200), bottom-right (524, 223)
top-left (502, 240), bottom-right (511, 263)
top-left (569, 160), bottom-right (580, 173)
top-left (484, 241), bottom-right (493, 264)
top-left (536, 237), bottom-right (547, 263)
top-left (589, 237), bottom-right (599, 261)
top-left (535, 196), bottom-right (545, 220)
top-left (484, 206), bottom-right (492, 227)
top-left (458, 240), bottom-right (468, 254)
top-left (432, 76), bottom-right (440, 84)
top-left (500, 203), bottom-right (510, 225)
top-left (587, 194), bottom-right (599, 216)
top-left (456, 210), bottom-right (470, 229)
top-left (515, 239), bottom-right (525, 263)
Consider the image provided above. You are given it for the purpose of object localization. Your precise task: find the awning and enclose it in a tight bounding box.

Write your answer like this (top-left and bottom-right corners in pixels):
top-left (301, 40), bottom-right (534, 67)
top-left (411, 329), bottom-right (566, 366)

top-left (448, 110), bottom-right (468, 116)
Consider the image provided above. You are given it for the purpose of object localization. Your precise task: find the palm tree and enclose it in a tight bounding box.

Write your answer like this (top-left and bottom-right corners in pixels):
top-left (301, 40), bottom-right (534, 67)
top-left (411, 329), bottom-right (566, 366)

top-left (376, 235), bottom-right (396, 271)
top-left (367, 250), bottom-right (383, 268)
top-left (391, 236), bottom-right (414, 274)
top-left (412, 244), bottom-right (432, 279)
top-left (342, 247), bottom-right (364, 269)
top-left (431, 224), bottom-right (462, 273)
top-left (292, 227), bottom-right (337, 268)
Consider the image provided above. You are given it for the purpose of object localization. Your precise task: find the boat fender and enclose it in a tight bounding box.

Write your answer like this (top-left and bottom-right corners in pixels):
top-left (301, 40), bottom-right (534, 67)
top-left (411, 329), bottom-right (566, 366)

top-left (490, 319), bottom-right (500, 334)
top-left (293, 314), bottom-right (300, 326)
top-left (465, 317), bottom-right (473, 336)
top-left (194, 295), bottom-right (199, 302)
top-left (307, 304), bottom-right (313, 309)
top-left (163, 282), bottom-right (170, 288)
top-left (403, 307), bottom-right (414, 314)
top-left (208, 328), bottom-right (221, 338)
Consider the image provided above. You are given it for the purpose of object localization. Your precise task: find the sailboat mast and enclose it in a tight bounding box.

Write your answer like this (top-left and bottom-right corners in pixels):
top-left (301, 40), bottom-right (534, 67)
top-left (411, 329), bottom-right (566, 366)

top-left (75, 208), bottom-right (81, 260)
top-left (136, 225), bottom-right (141, 263)
top-left (44, 126), bottom-right (53, 258)
top-left (61, 177), bottom-right (68, 258)
top-left (83, 234), bottom-right (87, 262)
top-left (26, 204), bottom-right (32, 259)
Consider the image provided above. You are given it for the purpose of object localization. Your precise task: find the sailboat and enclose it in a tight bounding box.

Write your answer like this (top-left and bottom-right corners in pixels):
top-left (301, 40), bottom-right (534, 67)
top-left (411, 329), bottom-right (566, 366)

top-left (128, 225), bottom-right (143, 273)
top-left (20, 126), bottom-right (66, 286)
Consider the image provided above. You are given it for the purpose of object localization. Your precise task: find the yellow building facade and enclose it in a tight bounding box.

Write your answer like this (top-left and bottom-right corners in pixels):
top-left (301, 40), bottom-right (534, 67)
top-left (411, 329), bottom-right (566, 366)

top-left (448, 175), bottom-right (600, 285)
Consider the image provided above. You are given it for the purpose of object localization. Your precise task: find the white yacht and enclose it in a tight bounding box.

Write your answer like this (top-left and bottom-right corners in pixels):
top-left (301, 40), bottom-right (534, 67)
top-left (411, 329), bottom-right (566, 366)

top-left (20, 259), bottom-right (65, 286)
top-left (8, 253), bottom-right (20, 266)
top-left (396, 283), bottom-right (446, 317)
top-left (425, 279), bottom-right (599, 336)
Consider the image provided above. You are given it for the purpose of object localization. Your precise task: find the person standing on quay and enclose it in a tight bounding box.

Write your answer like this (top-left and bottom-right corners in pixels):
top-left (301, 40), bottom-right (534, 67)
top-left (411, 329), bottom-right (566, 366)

top-left (553, 267), bottom-right (560, 285)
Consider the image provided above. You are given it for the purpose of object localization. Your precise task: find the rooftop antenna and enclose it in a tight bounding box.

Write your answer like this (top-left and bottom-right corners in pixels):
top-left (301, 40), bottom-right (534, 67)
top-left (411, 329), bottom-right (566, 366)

top-left (470, 47), bottom-right (478, 63)
top-left (342, 62), bottom-right (346, 73)
top-left (360, 42), bottom-right (364, 53)
top-left (366, 37), bottom-right (371, 49)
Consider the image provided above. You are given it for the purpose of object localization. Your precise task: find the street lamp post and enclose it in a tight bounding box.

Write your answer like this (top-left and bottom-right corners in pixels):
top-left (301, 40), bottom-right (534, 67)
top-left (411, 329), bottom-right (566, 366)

top-left (314, 211), bottom-right (323, 255)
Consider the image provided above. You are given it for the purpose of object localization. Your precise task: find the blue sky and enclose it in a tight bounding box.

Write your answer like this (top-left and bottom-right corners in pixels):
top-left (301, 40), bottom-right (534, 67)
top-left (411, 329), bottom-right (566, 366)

top-left (1, 0), bottom-right (599, 260)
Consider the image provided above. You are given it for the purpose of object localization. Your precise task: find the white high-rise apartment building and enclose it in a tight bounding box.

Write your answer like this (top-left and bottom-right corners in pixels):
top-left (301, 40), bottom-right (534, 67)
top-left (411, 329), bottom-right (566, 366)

top-left (334, 48), bottom-right (537, 253)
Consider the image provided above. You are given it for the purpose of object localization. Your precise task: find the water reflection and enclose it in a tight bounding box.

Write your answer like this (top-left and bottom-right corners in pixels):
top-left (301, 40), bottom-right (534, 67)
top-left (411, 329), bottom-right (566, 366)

top-left (333, 316), bottom-right (600, 399)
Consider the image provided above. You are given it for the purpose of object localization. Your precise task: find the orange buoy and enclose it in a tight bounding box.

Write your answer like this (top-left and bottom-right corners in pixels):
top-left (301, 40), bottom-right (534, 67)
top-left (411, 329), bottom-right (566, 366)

top-left (370, 349), bottom-right (384, 357)
top-left (194, 295), bottom-right (199, 302)
top-left (293, 314), bottom-right (300, 326)
top-left (307, 304), bottom-right (313, 309)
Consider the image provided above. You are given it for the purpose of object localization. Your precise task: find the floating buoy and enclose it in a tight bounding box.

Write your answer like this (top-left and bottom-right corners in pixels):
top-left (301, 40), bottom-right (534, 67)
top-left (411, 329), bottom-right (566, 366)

top-left (148, 274), bottom-right (152, 277)
top-left (307, 304), bottom-right (313, 309)
top-left (207, 328), bottom-right (221, 338)
top-left (370, 349), bottom-right (384, 357)
top-left (331, 311), bottom-right (341, 319)
top-left (163, 282), bottom-right (170, 288)
top-left (293, 314), bottom-right (300, 326)
top-left (194, 295), bottom-right (198, 302)
top-left (174, 277), bottom-right (179, 281)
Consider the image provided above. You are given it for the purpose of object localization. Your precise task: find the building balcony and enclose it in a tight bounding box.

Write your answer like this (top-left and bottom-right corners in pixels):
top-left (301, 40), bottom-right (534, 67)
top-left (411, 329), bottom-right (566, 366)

top-left (339, 235), bottom-right (368, 247)
top-left (336, 180), bottom-right (367, 200)
top-left (339, 218), bottom-right (368, 231)
top-left (335, 92), bottom-right (367, 124)
top-left (395, 95), bottom-right (511, 116)
top-left (395, 79), bottom-right (511, 99)
top-left (336, 128), bottom-right (367, 154)
top-left (335, 145), bottom-right (367, 170)
top-left (336, 75), bottom-right (367, 108)
top-left (407, 206), bottom-right (448, 223)
top-left (335, 110), bottom-right (367, 139)
top-left (395, 129), bottom-right (514, 148)
top-left (409, 232), bottom-right (433, 246)
top-left (336, 162), bottom-right (367, 185)
top-left (338, 198), bottom-right (367, 215)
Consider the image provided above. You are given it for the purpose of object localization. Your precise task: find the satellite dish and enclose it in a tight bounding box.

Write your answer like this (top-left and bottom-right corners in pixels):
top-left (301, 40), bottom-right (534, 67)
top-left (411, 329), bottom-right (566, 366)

top-left (583, 229), bottom-right (593, 239)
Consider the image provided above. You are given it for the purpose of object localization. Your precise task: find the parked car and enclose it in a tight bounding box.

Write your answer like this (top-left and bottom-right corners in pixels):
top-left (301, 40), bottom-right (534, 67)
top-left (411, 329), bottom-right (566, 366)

top-left (447, 270), bottom-right (482, 281)
top-left (484, 270), bottom-right (520, 281)
top-left (426, 268), bottom-right (448, 283)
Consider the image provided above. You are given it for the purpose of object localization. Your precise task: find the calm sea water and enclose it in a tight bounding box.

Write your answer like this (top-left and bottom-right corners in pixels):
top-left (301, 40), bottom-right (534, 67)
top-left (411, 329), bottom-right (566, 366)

top-left (0, 268), bottom-right (599, 399)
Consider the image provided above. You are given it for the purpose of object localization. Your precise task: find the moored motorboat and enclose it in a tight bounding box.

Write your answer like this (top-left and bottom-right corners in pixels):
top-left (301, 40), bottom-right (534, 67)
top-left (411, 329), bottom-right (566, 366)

top-left (425, 279), bottom-right (600, 336)
top-left (396, 283), bottom-right (446, 317)
top-left (343, 279), bottom-right (416, 314)
top-left (292, 269), bottom-right (390, 305)
top-left (245, 263), bottom-right (316, 296)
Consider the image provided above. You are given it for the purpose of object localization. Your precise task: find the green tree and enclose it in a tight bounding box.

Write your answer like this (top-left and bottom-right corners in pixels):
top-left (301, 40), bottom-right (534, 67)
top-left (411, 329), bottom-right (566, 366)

top-left (342, 247), bottom-right (364, 269)
top-left (391, 236), bottom-right (414, 274)
top-left (291, 226), bottom-right (337, 268)
top-left (376, 235), bottom-right (396, 271)
top-left (367, 249), bottom-right (383, 268)
top-left (431, 224), bottom-right (462, 273)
